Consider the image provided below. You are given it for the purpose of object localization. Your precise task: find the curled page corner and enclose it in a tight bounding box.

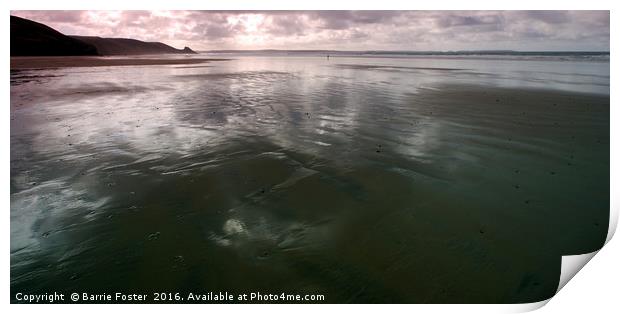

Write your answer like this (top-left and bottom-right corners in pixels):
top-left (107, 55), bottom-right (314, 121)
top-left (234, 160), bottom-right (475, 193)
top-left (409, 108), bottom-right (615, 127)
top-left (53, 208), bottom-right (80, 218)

top-left (555, 200), bottom-right (618, 293)
top-left (509, 251), bottom-right (599, 313)
top-left (554, 207), bottom-right (616, 295)
top-left (556, 251), bottom-right (598, 293)
top-left (514, 208), bottom-right (617, 312)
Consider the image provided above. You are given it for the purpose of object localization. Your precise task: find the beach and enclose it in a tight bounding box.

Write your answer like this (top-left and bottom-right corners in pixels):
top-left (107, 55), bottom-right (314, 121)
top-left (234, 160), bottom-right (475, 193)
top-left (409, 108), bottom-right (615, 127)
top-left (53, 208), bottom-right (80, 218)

top-left (10, 56), bottom-right (230, 69)
top-left (10, 54), bottom-right (609, 303)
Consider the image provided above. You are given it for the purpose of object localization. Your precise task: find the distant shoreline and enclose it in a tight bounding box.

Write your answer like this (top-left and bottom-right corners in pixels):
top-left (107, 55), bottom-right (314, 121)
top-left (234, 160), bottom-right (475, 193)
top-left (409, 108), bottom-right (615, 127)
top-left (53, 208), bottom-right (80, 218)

top-left (201, 50), bottom-right (610, 63)
top-left (202, 49), bottom-right (610, 56)
top-left (10, 57), bottom-right (231, 70)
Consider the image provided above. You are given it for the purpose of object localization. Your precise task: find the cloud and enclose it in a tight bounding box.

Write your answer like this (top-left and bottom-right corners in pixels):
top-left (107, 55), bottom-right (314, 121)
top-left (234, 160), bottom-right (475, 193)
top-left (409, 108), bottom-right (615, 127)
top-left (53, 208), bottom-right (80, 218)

top-left (262, 15), bottom-right (307, 36)
top-left (309, 11), bottom-right (400, 30)
top-left (10, 10), bottom-right (609, 51)
top-left (436, 13), bottom-right (501, 28)
top-left (517, 11), bottom-right (570, 24)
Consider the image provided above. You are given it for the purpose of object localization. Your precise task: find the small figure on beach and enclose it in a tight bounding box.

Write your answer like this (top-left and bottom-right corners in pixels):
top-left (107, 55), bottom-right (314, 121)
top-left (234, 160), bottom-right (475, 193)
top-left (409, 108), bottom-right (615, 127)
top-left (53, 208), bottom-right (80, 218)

top-left (327, 54), bottom-right (330, 60)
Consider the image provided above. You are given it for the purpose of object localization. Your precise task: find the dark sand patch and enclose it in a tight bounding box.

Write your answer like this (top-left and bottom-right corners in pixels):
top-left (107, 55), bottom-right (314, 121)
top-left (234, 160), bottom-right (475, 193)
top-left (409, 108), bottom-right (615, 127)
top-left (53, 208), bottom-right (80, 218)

top-left (11, 56), bottom-right (231, 69)
top-left (10, 70), bottom-right (64, 85)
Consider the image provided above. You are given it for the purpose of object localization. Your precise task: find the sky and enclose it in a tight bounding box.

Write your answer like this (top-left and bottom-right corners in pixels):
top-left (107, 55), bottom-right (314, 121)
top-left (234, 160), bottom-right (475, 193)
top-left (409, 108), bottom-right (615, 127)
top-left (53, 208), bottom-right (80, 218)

top-left (10, 10), bottom-right (610, 51)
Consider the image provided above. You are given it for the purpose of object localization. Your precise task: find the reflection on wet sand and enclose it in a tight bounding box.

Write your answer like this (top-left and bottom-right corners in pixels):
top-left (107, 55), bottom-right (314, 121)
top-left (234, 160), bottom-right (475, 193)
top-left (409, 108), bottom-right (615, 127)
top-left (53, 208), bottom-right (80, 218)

top-left (11, 56), bottom-right (609, 303)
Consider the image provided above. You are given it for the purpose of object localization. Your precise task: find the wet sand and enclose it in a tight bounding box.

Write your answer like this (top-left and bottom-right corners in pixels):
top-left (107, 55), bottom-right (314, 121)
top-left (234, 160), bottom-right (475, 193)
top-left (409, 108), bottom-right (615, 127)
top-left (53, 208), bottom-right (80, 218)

top-left (10, 57), bottom-right (609, 303)
top-left (11, 56), bottom-right (231, 69)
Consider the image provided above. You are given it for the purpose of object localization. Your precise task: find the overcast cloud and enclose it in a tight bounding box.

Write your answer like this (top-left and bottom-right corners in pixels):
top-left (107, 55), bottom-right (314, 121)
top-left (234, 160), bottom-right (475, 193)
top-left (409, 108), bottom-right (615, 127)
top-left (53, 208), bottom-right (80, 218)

top-left (10, 10), bottom-right (610, 51)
